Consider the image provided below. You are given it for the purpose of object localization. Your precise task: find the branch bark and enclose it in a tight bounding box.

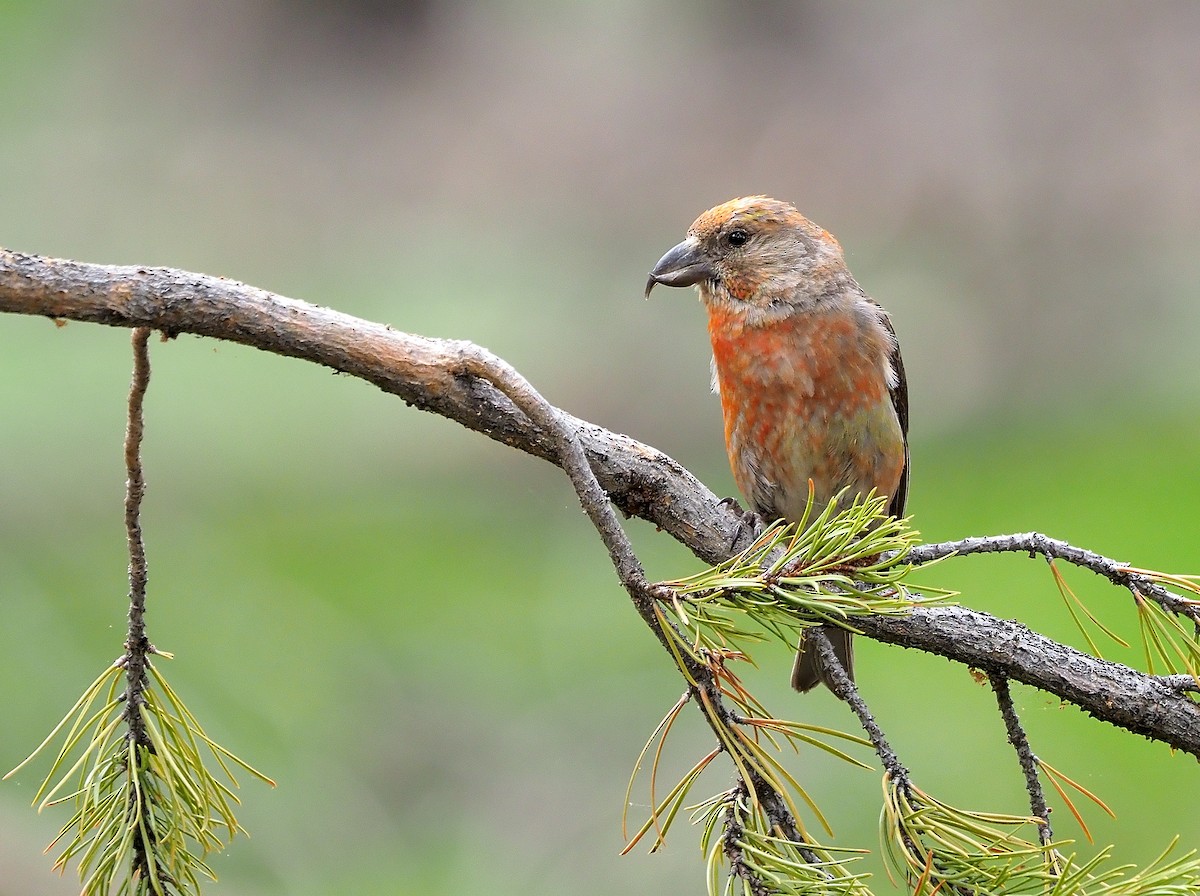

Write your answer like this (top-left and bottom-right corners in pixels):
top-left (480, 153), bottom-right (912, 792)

top-left (4, 247), bottom-right (1199, 758)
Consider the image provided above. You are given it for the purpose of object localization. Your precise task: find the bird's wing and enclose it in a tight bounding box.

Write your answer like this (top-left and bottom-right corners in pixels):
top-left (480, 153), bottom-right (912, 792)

top-left (877, 304), bottom-right (909, 518)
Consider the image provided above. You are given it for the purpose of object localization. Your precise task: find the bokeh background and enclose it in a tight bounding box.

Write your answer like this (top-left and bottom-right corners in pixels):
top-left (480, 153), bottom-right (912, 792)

top-left (3, 2), bottom-right (1199, 894)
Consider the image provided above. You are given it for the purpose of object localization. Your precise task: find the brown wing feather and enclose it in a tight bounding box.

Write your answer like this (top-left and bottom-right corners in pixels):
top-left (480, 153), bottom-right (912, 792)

top-left (877, 305), bottom-right (909, 518)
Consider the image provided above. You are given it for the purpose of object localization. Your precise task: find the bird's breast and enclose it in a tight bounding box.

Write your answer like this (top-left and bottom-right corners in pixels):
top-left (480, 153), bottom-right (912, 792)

top-left (706, 305), bottom-right (903, 519)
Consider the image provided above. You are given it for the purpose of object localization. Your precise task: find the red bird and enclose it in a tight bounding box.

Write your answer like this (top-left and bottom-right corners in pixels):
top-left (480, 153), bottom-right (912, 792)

top-left (645, 196), bottom-right (909, 693)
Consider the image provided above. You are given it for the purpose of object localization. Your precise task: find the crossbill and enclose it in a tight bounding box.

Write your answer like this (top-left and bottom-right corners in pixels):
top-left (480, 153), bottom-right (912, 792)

top-left (645, 196), bottom-right (909, 693)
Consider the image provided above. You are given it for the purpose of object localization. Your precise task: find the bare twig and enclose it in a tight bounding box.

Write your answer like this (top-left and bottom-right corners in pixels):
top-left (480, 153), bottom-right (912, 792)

top-left (810, 631), bottom-right (908, 787)
top-left (988, 673), bottom-right (1053, 848)
top-left (453, 341), bottom-right (818, 862)
top-left (908, 532), bottom-right (1199, 621)
top-left (120, 326), bottom-right (163, 886)
top-left (451, 348), bottom-right (654, 618)
top-left (723, 781), bottom-right (775, 896)
top-left (123, 327), bottom-right (153, 737)
top-left (4, 249), bottom-right (1200, 757)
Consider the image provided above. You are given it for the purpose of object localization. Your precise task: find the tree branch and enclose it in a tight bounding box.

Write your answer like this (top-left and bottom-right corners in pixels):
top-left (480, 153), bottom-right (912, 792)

top-left (4, 247), bottom-right (1200, 758)
top-left (0, 247), bottom-right (743, 559)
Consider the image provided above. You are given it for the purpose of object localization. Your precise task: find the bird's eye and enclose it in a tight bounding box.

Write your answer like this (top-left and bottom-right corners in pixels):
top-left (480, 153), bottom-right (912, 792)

top-left (727, 228), bottom-right (749, 247)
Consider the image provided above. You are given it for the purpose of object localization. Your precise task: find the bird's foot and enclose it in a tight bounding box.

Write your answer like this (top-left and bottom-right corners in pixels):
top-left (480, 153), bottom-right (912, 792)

top-left (719, 497), bottom-right (762, 553)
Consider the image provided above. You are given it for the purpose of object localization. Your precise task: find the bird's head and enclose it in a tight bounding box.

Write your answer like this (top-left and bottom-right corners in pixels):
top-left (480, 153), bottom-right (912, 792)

top-left (645, 196), bottom-right (850, 315)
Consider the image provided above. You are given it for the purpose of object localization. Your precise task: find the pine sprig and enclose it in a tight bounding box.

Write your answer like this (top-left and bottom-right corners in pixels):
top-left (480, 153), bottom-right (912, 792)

top-left (698, 787), bottom-right (873, 896)
top-left (636, 492), bottom-right (1200, 895)
top-left (3, 328), bottom-right (274, 894)
top-left (626, 494), bottom-right (947, 891)
top-left (1094, 838), bottom-right (1200, 895)
top-left (5, 656), bottom-right (274, 895)
top-left (880, 774), bottom-right (1200, 896)
top-left (881, 774), bottom-right (1071, 895)
top-left (659, 492), bottom-right (953, 660)
top-left (622, 635), bottom-right (878, 858)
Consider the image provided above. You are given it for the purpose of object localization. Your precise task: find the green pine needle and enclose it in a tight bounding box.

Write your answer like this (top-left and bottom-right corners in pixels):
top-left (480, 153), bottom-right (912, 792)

top-left (660, 491), bottom-right (954, 659)
top-left (880, 775), bottom-right (1200, 896)
top-left (5, 656), bottom-right (273, 896)
top-left (882, 774), bottom-right (1074, 895)
top-left (698, 788), bottom-right (873, 896)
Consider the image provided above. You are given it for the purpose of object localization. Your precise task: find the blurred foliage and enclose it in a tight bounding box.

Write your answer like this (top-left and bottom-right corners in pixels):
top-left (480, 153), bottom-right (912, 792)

top-left (4, 1), bottom-right (1200, 894)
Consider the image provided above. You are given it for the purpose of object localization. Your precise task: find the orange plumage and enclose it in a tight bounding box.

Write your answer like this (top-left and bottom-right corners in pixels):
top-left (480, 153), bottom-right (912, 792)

top-left (646, 196), bottom-right (909, 693)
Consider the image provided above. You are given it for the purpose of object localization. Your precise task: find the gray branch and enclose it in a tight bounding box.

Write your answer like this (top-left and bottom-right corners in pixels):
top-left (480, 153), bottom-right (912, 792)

top-left (4, 247), bottom-right (1199, 758)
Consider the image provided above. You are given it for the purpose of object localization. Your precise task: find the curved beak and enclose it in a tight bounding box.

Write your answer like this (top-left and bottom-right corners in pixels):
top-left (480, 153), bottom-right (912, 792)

top-left (644, 237), bottom-right (714, 298)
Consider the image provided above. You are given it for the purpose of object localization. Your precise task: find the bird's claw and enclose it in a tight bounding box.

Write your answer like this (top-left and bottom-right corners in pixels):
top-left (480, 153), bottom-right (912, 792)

top-left (718, 497), bottom-right (763, 553)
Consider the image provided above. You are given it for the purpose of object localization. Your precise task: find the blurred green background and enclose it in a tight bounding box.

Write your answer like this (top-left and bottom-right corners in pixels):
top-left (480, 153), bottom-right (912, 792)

top-left (2, 2), bottom-right (1199, 894)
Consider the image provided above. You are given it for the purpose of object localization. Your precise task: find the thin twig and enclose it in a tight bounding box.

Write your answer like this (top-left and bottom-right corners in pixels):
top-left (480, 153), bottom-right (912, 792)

top-left (810, 629), bottom-right (933, 890)
top-left (452, 347), bottom-right (822, 869)
top-left (988, 673), bottom-right (1053, 848)
top-left (908, 532), bottom-right (1199, 621)
top-left (723, 780), bottom-right (774, 896)
top-left (451, 348), bottom-right (670, 654)
top-left (123, 327), bottom-right (154, 741)
top-left (122, 326), bottom-right (160, 886)
top-left (809, 629), bottom-right (909, 788)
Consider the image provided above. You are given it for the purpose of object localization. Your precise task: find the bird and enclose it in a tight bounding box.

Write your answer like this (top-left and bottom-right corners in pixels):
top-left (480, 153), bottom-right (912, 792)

top-left (644, 196), bottom-right (909, 693)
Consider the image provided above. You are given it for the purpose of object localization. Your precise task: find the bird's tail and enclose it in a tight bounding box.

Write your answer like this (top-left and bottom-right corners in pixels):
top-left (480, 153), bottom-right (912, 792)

top-left (790, 626), bottom-right (854, 693)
